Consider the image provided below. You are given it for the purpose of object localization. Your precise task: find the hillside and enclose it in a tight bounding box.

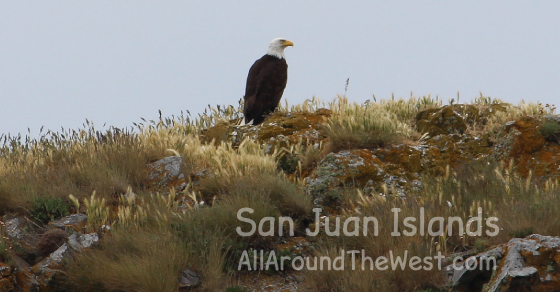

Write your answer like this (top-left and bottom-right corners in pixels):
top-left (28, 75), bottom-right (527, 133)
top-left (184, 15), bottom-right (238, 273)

top-left (1, 95), bottom-right (560, 291)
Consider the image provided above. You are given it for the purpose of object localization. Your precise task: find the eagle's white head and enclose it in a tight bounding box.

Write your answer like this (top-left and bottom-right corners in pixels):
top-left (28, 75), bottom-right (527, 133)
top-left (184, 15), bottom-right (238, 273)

top-left (267, 38), bottom-right (294, 59)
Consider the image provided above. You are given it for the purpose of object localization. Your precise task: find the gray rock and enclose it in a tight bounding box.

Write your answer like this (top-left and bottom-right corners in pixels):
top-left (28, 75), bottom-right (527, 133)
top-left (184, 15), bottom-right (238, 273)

top-left (31, 244), bottom-right (73, 289)
top-left (179, 269), bottom-right (200, 288)
top-left (485, 234), bottom-right (560, 292)
top-left (446, 234), bottom-right (560, 292)
top-left (50, 214), bottom-right (88, 230)
top-left (68, 232), bottom-right (99, 251)
top-left (445, 246), bottom-right (504, 290)
top-left (146, 156), bottom-right (187, 191)
top-left (148, 156), bottom-right (183, 179)
top-left (5, 218), bottom-right (26, 240)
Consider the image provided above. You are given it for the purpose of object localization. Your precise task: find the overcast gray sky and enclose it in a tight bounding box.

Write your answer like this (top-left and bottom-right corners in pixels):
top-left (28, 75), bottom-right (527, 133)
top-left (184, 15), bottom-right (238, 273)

top-left (1, 1), bottom-right (559, 137)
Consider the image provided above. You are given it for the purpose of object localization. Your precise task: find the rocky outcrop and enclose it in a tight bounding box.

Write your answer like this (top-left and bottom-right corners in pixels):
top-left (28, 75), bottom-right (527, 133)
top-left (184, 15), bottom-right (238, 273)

top-left (201, 110), bottom-right (330, 151)
top-left (493, 116), bottom-right (560, 178)
top-left (1, 214), bottom-right (98, 291)
top-left (446, 234), bottom-right (560, 292)
top-left (415, 103), bottom-right (507, 137)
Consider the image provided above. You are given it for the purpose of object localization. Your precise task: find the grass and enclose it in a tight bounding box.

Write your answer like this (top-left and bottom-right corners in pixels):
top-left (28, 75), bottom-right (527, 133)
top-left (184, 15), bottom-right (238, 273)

top-left (325, 96), bottom-right (425, 152)
top-left (64, 226), bottom-right (188, 292)
top-left (0, 95), bottom-right (558, 291)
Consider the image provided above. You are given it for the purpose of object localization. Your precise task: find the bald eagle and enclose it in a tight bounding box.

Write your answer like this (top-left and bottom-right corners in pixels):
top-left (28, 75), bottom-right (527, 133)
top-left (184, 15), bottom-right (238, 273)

top-left (243, 38), bottom-right (294, 125)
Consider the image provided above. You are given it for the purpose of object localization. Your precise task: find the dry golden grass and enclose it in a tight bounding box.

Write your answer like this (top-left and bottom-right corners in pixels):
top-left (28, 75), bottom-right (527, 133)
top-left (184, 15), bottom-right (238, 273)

top-left (0, 126), bottom-right (154, 214)
top-left (65, 226), bottom-right (188, 292)
top-left (325, 96), bottom-right (418, 151)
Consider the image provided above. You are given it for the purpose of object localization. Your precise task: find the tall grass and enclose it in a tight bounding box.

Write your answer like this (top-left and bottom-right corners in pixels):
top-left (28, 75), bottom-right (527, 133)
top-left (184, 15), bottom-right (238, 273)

top-left (65, 226), bottom-right (188, 292)
top-left (325, 96), bottom-right (418, 151)
top-left (0, 125), bottom-right (153, 213)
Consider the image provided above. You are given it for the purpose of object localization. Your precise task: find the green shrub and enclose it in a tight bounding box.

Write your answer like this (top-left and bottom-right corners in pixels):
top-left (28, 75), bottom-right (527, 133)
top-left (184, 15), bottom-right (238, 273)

top-left (31, 197), bottom-right (70, 223)
top-left (0, 239), bottom-right (8, 262)
top-left (540, 120), bottom-right (560, 142)
top-left (226, 286), bottom-right (251, 292)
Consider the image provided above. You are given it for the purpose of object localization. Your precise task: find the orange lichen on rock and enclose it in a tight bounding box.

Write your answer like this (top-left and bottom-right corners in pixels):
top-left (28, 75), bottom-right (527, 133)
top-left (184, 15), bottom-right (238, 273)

top-left (494, 116), bottom-right (560, 178)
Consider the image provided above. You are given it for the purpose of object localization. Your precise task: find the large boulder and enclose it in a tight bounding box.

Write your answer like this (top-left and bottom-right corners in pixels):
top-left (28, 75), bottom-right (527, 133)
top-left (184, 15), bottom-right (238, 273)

top-left (493, 116), bottom-right (560, 178)
top-left (486, 234), bottom-right (560, 292)
top-left (446, 234), bottom-right (560, 292)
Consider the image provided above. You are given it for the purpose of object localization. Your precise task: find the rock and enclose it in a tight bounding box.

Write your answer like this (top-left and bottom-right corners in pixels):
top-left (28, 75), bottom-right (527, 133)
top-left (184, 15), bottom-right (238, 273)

top-left (0, 263), bottom-right (15, 292)
top-left (179, 269), bottom-right (200, 288)
top-left (445, 234), bottom-right (560, 292)
top-left (146, 156), bottom-right (187, 192)
top-left (4, 218), bottom-right (38, 255)
top-left (5, 218), bottom-right (28, 241)
top-left (201, 110), bottom-right (330, 151)
top-left (494, 116), bottom-right (560, 178)
top-left (305, 149), bottom-right (404, 204)
top-left (0, 278), bottom-right (14, 292)
top-left (0, 263), bottom-right (12, 278)
top-left (416, 103), bottom-right (508, 138)
top-left (68, 232), bottom-right (99, 252)
top-left (33, 229), bottom-right (68, 259)
top-left (31, 244), bottom-right (73, 290)
top-left (10, 254), bottom-right (40, 292)
top-left (50, 214), bottom-right (88, 232)
top-left (445, 246), bottom-right (504, 292)
top-left (485, 234), bottom-right (560, 292)
top-left (416, 104), bottom-right (479, 137)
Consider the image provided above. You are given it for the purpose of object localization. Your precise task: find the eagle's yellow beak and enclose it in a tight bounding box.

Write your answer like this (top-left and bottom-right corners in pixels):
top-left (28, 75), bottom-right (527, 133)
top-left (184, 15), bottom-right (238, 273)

top-left (283, 40), bottom-right (294, 47)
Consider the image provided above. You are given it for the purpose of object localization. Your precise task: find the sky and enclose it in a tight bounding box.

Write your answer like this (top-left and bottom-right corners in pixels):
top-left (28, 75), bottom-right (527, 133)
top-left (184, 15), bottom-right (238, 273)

top-left (1, 1), bottom-right (559, 137)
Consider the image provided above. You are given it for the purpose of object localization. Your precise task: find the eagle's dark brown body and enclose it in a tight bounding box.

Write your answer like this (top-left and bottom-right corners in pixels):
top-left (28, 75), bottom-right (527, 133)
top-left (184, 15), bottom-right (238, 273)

top-left (243, 54), bottom-right (288, 125)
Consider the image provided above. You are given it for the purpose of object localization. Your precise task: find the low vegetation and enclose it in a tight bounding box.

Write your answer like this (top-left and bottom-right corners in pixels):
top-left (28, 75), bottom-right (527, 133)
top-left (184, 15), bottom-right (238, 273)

top-left (0, 95), bottom-right (559, 291)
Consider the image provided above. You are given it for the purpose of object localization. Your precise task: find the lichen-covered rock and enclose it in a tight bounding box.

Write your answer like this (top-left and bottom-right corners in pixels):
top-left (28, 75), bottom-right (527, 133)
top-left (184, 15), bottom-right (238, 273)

top-left (494, 116), bottom-right (560, 178)
top-left (31, 244), bottom-right (73, 290)
top-left (68, 232), bottom-right (99, 252)
top-left (5, 218), bottom-right (28, 241)
top-left (0, 263), bottom-right (15, 292)
top-left (416, 103), bottom-right (508, 137)
top-left (416, 104), bottom-right (479, 136)
top-left (445, 234), bottom-right (560, 292)
top-left (201, 110), bottom-right (331, 151)
top-left (146, 156), bottom-right (187, 191)
top-left (10, 254), bottom-right (39, 292)
top-left (5, 218), bottom-right (38, 254)
top-left (305, 149), bottom-right (407, 204)
top-left (50, 214), bottom-right (88, 232)
top-left (485, 234), bottom-right (560, 292)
